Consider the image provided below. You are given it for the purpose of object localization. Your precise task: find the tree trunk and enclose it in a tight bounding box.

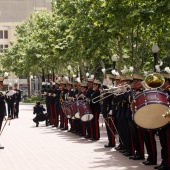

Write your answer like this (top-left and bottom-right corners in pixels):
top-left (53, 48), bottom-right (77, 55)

top-left (27, 77), bottom-right (31, 97)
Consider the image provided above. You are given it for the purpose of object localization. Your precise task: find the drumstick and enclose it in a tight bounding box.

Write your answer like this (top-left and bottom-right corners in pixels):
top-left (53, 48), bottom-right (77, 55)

top-left (108, 116), bottom-right (124, 146)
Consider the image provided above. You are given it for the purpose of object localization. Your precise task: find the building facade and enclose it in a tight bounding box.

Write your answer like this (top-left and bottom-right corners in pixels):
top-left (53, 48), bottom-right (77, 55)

top-left (0, 0), bottom-right (52, 94)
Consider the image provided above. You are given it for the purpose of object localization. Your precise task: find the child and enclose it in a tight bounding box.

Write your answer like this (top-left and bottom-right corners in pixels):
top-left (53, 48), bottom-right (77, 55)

top-left (33, 101), bottom-right (48, 127)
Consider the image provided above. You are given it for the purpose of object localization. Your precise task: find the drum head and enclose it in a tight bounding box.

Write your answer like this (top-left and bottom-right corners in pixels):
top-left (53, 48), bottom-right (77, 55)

top-left (81, 114), bottom-right (93, 122)
top-left (75, 112), bottom-right (80, 119)
top-left (134, 104), bottom-right (170, 129)
top-left (71, 116), bottom-right (76, 120)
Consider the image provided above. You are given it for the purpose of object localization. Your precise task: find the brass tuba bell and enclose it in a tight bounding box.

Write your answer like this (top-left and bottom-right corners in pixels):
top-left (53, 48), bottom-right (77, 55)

top-left (144, 73), bottom-right (165, 89)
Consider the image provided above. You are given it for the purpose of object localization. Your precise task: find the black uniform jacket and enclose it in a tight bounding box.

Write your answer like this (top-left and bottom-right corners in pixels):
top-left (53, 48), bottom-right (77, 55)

top-left (14, 89), bottom-right (21, 102)
top-left (33, 105), bottom-right (46, 116)
top-left (0, 92), bottom-right (6, 117)
top-left (90, 89), bottom-right (101, 113)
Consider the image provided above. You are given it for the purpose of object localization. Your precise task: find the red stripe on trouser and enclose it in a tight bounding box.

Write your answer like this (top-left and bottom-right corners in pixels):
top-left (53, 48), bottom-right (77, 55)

top-left (166, 129), bottom-right (170, 167)
top-left (71, 120), bottom-right (75, 130)
top-left (54, 104), bottom-right (58, 126)
top-left (82, 122), bottom-right (86, 136)
top-left (49, 104), bottom-right (53, 125)
top-left (137, 128), bottom-right (144, 156)
top-left (149, 130), bottom-right (156, 162)
top-left (130, 133), bottom-right (135, 155)
top-left (109, 118), bottom-right (115, 145)
top-left (90, 122), bottom-right (93, 138)
top-left (60, 108), bottom-right (64, 127)
top-left (64, 116), bottom-right (68, 128)
top-left (95, 112), bottom-right (99, 139)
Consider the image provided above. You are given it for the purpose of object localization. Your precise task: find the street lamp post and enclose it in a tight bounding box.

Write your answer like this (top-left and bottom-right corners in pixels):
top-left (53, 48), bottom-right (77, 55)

top-left (152, 43), bottom-right (159, 72)
top-left (111, 54), bottom-right (118, 70)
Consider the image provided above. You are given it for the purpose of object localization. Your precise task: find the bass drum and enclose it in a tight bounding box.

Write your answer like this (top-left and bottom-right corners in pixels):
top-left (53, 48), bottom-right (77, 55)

top-left (78, 102), bottom-right (93, 122)
top-left (131, 90), bottom-right (170, 129)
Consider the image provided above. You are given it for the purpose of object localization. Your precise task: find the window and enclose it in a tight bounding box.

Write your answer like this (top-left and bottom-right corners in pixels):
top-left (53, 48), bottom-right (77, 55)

top-left (4, 30), bottom-right (8, 39)
top-left (0, 44), bottom-right (3, 53)
top-left (4, 44), bottom-right (8, 48)
top-left (0, 30), bottom-right (3, 39)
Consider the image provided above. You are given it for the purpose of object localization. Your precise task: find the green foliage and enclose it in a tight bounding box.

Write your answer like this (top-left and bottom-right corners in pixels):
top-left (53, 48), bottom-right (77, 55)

top-left (1, 0), bottom-right (170, 79)
top-left (23, 95), bottom-right (45, 104)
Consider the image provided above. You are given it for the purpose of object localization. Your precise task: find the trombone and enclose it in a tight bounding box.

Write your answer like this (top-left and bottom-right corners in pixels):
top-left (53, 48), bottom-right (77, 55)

top-left (92, 85), bottom-right (129, 104)
top-left (92, 91), bottom-right (115, 104)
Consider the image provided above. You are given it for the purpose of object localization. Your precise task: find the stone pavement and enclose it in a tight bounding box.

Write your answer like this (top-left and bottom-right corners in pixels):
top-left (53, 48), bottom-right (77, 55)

top-left (0, 103), bottom-right (161, 170)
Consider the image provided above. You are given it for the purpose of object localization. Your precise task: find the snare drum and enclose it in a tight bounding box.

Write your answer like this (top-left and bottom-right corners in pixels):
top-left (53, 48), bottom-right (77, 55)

top-left (78, 102), bottom-right (93, 122)
top-left (72, 100), bottom-right (83, 119)
top-left (61, 101), bottom-right (73, 119)
top-left (131, 90), bottom-right (170, 129)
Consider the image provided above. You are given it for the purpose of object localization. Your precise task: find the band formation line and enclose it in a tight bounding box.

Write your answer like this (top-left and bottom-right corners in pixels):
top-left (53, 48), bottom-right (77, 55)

top-left (0, 72), bottom-right (170, 170)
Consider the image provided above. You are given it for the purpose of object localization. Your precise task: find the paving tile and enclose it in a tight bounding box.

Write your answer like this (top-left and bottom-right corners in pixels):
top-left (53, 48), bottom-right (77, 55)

top-left (0, 104), bottom-right (161, 170)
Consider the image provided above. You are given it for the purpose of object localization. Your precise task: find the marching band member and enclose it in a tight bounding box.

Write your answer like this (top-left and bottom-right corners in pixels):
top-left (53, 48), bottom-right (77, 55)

top-left (0, 77), bottom-right (6, 149)
top-left (121, 76), bottom-right (135, 157)
top-left (155, 73), bottom-right (170, 170)
top-left (138, 76), bottom-right (157, 166)
top-left (59, 81), bottom-right (68, 130)
top-left (90, 79), bottom-right (101, 140)
top-left (84, 78), bottom-right (94, 139)
top-left (13, 82), bottom-right (21, 118)
top-left (73, 82), bottom-right (86, 136)
top-left (72, 80), bottom-right (82, 134)
top-left (6, 83), bottom-right (16, 119)
top-left (114, 76), bottom-right (135, 157)
top-left (53, 80), bottom-right (61, 128)
top-left (77, 82), bottom-right (89, 136)
top-left (47, 81), bottom-right (55, 125)
top-left (128, 74), bottom-right (145, 160)
top-left (102, 74), bottom-right (116, 147)
top-left (65, 81), bottom-right (75, 132)
top-left (114, 76), bottom-right (127, 153)
top-left (43, 83), bottom-right (50, 126)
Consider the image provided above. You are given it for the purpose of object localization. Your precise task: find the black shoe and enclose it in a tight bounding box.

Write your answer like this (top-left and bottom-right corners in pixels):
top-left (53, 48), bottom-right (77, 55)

top-left (154, 164), bottom-right (163, 169)
top-left (52, 125), bottom-right (56, 127)
top-left (120, 150), bottom-right (126, 153)
top-left (158, 165), bottom-right (170, 170)
top-left (129, 155), bottom-right (134, 159)
top-left (142, 161), bottom-right (157, 165)
top-left (90, 138), bottom-right (99, 141)
top-left (124, 152), bottom-right (132, 157)
top-left (61, 128), bottom-right (68, 130)
top-left (67, 129), bottom-right (72, 132)
top-left (0, 146), bottom-right (4, 149)
top-left (36, 123), bottom-right (39, 127)
top-left (115, 146), bottom-right (122, 150)
top-left (78, 134), bottom-right (84, 136)
top-left (104, 144), bottom-right (115, 148)
top-left (133, 155), bottom-right (145, 160)
top-left (84, 135), bottom-right (90, 139)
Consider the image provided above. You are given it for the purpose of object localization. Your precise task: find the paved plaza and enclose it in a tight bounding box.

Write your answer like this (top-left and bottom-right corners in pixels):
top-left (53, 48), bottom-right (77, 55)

top-left (0, 104), bottom-right (162, 170)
